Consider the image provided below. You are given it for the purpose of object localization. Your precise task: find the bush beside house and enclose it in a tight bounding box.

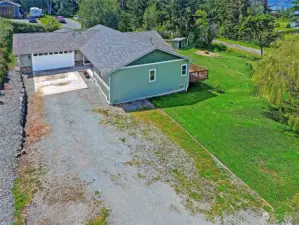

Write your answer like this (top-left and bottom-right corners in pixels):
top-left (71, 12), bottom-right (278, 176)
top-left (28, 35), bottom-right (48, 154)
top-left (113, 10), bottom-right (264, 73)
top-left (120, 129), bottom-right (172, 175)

top-left (0, 19), bottom-right (13, 84)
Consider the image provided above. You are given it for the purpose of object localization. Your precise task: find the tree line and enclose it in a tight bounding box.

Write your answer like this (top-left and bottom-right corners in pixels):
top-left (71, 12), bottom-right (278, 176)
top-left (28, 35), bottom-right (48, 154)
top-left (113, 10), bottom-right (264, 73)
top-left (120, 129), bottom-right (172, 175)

top-left (76, 0), bottom-right (279, 52)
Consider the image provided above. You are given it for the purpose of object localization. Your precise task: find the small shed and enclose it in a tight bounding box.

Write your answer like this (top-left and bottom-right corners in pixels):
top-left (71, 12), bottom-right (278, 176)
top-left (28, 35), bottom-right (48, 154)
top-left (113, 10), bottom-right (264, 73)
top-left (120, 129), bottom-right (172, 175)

top-left (290, 20), bottom-right (299, 28)
top-left (169, 37), bottom-right (187, 49)
top-left (0, 0), bottom-right (20, 18)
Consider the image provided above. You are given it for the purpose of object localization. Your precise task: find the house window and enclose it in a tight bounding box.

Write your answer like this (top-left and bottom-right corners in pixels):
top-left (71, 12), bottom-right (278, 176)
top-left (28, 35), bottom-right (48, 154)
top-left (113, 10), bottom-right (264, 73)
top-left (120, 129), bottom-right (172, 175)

top-left (181, 64), bottom-right (187, 76)
top-left (33, 53), bottom-right (38, 56)
top-left (69, 51), bottom-right (73, 53)
top-left (38, 53), bottom-right (43, 56)
top-left (44, 53), bottom-right (48, 55)
top-left (49, 52), bottom-right (53, 55)
top-left (54, 52), bottom-right (58, 54)
top-left (64, 51), bottom-right (68, 54)
top-left (59, 51), bottom-right (63, 54)
top-left (149, 69), bottom-right (156, 82)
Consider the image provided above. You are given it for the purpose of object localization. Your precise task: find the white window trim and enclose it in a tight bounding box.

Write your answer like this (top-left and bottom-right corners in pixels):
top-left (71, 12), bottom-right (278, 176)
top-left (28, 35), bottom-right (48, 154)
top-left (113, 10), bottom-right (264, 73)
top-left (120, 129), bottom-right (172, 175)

top-left (149, 69), bottom-right (156, 83)
top-left (181, 64), bottom-right (188, 76)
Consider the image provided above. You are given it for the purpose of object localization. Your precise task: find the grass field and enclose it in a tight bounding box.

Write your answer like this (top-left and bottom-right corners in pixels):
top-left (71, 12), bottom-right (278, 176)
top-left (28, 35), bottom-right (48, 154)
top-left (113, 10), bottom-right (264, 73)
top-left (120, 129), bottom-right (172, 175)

top-left (276, 18), bottom-right (294, 31)
top-left (150, 48), bottom-right (299, 221)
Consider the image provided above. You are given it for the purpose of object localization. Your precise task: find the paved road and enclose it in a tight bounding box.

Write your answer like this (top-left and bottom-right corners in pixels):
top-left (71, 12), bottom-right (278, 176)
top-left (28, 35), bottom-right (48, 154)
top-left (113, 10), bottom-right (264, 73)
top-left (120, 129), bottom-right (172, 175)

top-left (61, 18), bottom-right (81, 29)
top-left (9, 18), bottom-right (81, 29)
top-left (213, 40), bottom-right (261, 55)
top-left (10, 18), bottom-right (41, 24)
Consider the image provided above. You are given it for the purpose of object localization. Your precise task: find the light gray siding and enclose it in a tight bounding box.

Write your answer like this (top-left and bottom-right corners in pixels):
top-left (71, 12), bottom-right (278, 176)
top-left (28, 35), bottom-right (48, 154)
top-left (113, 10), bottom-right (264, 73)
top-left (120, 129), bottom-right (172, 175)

top-left (19, 54), bottom-right (32, 67)
top-left (75, 50), bottom-right (83, 61)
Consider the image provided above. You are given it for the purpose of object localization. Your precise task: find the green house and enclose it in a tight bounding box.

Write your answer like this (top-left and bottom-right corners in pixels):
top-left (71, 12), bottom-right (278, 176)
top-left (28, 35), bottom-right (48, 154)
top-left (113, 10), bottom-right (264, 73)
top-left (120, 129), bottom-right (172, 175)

top-left (13, 25), bottom-right (191, 104)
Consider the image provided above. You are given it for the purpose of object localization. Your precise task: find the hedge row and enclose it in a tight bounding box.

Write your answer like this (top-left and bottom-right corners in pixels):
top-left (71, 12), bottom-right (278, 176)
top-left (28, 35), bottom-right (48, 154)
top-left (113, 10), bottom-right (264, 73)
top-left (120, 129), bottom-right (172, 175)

top-left (11, 21), bottom-right (47, 33)
top-left (0, 19), bottom-right (13, 84)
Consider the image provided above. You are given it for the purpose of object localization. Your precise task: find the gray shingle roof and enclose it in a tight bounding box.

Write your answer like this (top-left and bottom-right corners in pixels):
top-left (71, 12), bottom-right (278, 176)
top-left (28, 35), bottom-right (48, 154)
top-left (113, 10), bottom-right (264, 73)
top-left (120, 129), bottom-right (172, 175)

top-left (13, 24), bottom-right (189, 76)
top-left (125, 31), bottom-right (174, 52)
top-left (80, 26), bottom-right (158, 76)
top-left (0, 0), bottom-right (21, 7)
top-left (13, 30), bottom-right (99, 55)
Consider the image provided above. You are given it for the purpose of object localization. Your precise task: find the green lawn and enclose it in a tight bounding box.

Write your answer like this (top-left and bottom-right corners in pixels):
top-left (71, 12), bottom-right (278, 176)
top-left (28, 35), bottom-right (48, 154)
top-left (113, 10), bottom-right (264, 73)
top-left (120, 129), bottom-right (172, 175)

top-left (276, 18), bottom-right (294, 31)
top-left (151, 48), bottom-right (299, 220)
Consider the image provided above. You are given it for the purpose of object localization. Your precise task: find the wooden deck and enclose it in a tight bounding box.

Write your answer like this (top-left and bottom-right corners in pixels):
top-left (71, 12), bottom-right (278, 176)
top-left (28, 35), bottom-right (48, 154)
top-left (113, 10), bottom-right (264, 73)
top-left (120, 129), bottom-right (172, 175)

top-left (189, 64), bottom-right (208, 83)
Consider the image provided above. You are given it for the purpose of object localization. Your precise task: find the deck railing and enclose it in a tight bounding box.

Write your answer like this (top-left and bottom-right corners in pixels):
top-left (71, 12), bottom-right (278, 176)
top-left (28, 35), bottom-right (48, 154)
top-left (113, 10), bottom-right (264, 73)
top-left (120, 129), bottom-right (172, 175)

top-left (189, 64), bottom-right (208, 83)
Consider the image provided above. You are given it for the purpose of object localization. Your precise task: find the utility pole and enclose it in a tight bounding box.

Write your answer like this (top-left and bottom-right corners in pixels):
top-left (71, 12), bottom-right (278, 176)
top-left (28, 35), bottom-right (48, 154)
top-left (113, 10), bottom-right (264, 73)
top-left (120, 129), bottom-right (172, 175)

top-left (49, 0), bottom-right (51, 14)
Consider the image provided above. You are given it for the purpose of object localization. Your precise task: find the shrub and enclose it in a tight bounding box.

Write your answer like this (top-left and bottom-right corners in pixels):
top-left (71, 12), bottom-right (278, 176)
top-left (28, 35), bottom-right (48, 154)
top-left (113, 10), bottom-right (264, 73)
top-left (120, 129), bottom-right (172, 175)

top-left (0, 19), bottom-right (13, 84)
top-left (43, 17), bottom-right (61, 32)
top-left (213, 43), bottom-right (227, 52)
top-left (11, 21), bottom-right (46, 33)
top-left (288, 115), bottom-right (299, 134)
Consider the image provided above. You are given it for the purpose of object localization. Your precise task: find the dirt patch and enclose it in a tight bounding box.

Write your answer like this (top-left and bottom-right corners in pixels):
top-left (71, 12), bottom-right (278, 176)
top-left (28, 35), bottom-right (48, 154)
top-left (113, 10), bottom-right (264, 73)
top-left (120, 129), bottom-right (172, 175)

top-left (25, 94), bottom-right (51, 144)
top-left (196, 50), bottom-right (220, 57)
top-left (42, 175), bottom-right (86, 204)
top-left (54, 81), bottom-right (71, 86)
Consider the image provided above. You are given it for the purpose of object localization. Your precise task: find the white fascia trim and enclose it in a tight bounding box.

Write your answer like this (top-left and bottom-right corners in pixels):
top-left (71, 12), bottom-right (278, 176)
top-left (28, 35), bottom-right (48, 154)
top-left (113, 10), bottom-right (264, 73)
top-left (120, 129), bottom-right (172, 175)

top-left (94, 71), bottom-right (110, 91)
top-left (94, 78), bottom-right (110, 104)
top-left (113, 88), bottom-right (185, 105)
top-left (186, 62), bottom-right (190, 90)
top-left (108, 74), bottom-right (111, 103)
top-left (106, 46), bottom-right (192, 77)
top-left (122, 59), bottom-right (186, 69)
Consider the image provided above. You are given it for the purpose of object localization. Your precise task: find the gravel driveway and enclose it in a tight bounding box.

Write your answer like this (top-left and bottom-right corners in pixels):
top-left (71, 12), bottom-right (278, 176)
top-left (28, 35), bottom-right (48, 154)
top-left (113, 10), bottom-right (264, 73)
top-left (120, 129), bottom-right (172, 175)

top-left (18, 72), bottom-right (271, 225)
top-left (0, 71), bottom-right (22, 225)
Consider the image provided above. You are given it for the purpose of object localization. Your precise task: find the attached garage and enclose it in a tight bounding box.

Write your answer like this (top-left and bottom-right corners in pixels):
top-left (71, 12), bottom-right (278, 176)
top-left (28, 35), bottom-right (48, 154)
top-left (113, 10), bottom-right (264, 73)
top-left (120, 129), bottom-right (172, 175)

top-left (32, 51), bottom-right (75, 72)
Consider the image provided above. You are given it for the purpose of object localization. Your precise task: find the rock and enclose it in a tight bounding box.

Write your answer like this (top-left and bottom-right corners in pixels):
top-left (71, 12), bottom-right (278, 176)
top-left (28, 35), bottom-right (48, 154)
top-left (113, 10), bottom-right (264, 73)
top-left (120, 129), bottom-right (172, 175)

top-left (21, 150), bottom-right (27, 155)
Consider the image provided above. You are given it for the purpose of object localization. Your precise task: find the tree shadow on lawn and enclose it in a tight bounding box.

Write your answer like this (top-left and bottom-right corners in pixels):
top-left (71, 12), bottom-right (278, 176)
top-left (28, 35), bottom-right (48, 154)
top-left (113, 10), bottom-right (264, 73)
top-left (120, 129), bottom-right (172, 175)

top-left (151, 83), bottom-right (217, 108)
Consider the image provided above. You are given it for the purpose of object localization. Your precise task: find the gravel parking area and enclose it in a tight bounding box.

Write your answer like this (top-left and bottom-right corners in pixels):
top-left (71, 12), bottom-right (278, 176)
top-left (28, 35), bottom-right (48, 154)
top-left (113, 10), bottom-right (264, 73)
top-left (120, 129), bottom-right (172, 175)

top-left (17, 73), bottom-right (271, 225)
top-left (0, 70), bottom-right (23, 224)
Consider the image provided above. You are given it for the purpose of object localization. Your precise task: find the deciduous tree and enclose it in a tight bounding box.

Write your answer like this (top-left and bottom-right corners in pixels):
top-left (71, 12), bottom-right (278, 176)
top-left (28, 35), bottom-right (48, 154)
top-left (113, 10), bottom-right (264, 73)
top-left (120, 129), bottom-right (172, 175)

top-left (241, 14), bottom-right (278, 56)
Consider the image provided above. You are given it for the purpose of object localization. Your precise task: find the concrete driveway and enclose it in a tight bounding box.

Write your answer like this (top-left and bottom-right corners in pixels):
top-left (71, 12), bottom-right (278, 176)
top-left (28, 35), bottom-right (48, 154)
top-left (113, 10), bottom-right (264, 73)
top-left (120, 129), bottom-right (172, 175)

top-left (34, 71), bottom-right (87, 96)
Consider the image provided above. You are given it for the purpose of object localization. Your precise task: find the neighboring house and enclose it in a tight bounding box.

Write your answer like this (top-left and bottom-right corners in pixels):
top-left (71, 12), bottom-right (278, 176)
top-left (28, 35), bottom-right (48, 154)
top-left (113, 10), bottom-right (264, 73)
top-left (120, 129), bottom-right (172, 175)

top-left (169, 37), bottom-right (187, 49)
top-left (290, 20), bottom-right (299, 28)
top-left (0, 0), bottom-right (20, 18)
top-left (13, 24), bottom-right (192, 104)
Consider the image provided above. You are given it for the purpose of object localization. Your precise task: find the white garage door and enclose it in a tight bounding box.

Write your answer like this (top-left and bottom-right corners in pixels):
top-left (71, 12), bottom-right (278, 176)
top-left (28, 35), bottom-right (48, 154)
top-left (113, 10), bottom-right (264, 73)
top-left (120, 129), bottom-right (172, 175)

top-left (32, 51), bottom-right (75, 72)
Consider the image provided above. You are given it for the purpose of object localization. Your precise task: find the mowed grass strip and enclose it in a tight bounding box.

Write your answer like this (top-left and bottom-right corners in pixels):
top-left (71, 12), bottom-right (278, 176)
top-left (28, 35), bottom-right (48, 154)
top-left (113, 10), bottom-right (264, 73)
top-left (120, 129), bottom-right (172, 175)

top-left (132, 109), bottom-right (266, 219)
top-left (151, 48), bottom-right (299, 220)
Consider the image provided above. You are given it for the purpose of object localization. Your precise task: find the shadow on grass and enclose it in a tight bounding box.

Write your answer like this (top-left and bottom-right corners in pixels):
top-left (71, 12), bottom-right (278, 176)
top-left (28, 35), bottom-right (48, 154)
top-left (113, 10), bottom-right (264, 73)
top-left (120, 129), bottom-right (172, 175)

top-left (117, 83), bottom-right (216, 113)
top-left (151, 83), bottom-right (217, 108)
